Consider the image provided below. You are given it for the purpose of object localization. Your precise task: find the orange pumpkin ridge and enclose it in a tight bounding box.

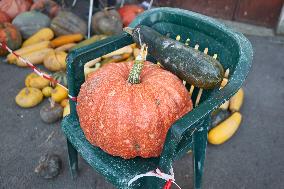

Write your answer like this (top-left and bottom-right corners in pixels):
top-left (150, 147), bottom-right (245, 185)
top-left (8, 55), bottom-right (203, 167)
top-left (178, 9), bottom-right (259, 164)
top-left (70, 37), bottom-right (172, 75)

top-left (77, 61), bottom-right (193, 159)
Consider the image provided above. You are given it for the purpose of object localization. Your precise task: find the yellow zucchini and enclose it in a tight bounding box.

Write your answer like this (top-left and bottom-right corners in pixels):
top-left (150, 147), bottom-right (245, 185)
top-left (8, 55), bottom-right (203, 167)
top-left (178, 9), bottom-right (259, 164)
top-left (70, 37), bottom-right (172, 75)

top-left (229, 88), bottom-right (244, 112)
top-left (84, 58), bottom-right (101, 79)
top-left (22, 28), bottom-right (54, 47)
top-left (208, 112), bottom-right (242, 145)
top-left (101, 53), bottom-right (132, 65)
top-left (16, 48), bottom-right (53, 67)
top-left (55, 43), bottom-right (76, 52)
top-left (50, 34), bottom-right (84, 48)
top-left (70, 35), bottom-right (107, 50)
top-left (102, 46), bottom-right (133, 59)
top-left (7, 41), bottom-right (51, 64)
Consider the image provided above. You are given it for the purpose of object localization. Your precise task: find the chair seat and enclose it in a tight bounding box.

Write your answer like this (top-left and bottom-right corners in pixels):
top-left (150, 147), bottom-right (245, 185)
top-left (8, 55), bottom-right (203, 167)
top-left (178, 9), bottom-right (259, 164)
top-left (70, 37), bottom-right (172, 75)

top-left (61, 115), bottom-right (160, 188)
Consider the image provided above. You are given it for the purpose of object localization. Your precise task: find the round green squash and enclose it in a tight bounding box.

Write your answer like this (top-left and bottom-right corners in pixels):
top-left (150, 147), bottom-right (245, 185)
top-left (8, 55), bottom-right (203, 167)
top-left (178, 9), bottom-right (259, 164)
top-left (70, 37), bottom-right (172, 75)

top-left (50, 11), bottom-right (87, 36)
top-left (52, 71), bottom-right (67, 87)
top-left (12, 11), bottom-right (51, 39)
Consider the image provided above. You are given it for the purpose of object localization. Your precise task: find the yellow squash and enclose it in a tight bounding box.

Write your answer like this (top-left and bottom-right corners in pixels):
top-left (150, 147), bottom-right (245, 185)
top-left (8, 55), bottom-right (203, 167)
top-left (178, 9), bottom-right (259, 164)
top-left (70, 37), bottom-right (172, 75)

top-left (60, 99), bottom-right (69, 107)
top-left (55, 43), bottom-right (76, 52)
top-left (15, 87), bottom-right (43, 108)
top-left (50, 34), bottom-right (84, 48)
top-left (16, 48), bottom-right (53, 67)
top-left (43, 50), bottom-right (67, 71)
top-left (208, 112), bottom-right (242, 145)
top-left (22, 28), bottom-right (54, 47)
top-left (7, 41), bottom-right (51, 64)
top-left (25, 73), bottom-right (50, 89)
top-left (42, 86), bottom-right (53, 97)
top-left (102, 45), bottom-right (133, 59)
top-left (51, 85), bottom-right (68, 103)
top-left (63, 102), bottom-right (70, 117)
top-left (229, 88), bottom-right (244, 112)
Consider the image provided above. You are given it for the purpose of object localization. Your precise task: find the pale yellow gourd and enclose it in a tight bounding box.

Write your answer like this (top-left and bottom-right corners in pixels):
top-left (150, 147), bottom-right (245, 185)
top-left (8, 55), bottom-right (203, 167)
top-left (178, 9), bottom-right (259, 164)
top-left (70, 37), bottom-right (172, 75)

top-left (25, 73), bottom-right (50, 89)
top-left (42, 86), bottom-right (53, 97)
top-left (51, 85), bottom-right (68, 103)
top-left (16, 48), bottom-right (53, 67)
top-left (7, 41), bottom-right (51, 64)
top-left (43, 50), bottom-right (67, 71)
top-left (15, 87), bottom-right (43, 108)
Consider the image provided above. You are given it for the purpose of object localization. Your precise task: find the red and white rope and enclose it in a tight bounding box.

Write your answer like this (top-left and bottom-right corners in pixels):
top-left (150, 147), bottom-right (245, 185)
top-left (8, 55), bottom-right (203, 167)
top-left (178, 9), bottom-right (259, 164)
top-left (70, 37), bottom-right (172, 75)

top-left (128, 167), bottom-right (181, 189)
top-left (0, 42), bottom-right (77, 102)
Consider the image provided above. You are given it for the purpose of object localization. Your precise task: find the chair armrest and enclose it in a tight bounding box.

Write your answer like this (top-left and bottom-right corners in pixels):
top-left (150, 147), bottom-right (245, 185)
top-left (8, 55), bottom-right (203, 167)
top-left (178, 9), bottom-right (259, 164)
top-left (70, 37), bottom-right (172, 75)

top-left (159, 79), bottom-right (248, 171)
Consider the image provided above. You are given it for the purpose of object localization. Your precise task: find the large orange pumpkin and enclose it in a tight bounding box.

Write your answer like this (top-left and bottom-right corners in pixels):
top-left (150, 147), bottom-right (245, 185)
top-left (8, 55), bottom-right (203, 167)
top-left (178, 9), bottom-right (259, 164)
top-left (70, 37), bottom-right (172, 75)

top-left (0, 23), bottom-right (22, 56)
top-left (0, 11), bottom-right (11, 23)
top-left (77, 59), bottom-right (193, 159)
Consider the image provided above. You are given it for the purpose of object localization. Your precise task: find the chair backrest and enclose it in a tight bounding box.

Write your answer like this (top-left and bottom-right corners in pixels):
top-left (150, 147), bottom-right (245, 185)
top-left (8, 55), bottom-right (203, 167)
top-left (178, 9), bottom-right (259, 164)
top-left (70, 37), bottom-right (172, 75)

top-left (66, 7), bottom-right (253, 124)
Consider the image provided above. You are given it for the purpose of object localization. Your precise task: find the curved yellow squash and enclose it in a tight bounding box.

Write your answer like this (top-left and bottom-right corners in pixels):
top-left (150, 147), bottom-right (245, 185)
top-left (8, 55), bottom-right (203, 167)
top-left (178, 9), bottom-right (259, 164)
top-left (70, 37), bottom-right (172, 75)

top-left (229, 88), bottom-right (244, 112)
top-left (208, 112), bottom-right (242, 145)
top-left (22, 28), bottom-right (54, 47)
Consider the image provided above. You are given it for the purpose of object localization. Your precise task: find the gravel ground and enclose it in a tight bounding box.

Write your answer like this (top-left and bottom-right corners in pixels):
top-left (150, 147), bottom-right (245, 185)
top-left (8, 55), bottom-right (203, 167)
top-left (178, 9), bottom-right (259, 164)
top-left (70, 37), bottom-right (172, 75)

top-left (0, 35), bottom-right (283, 189)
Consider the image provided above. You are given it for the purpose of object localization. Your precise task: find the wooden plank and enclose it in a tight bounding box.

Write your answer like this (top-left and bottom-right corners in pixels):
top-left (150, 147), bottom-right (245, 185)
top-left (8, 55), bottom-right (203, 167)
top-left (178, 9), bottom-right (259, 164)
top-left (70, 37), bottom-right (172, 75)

top-left (234, 0), bottom-right (284, 27)
top-left (154, 0), bottom-right (238, 20)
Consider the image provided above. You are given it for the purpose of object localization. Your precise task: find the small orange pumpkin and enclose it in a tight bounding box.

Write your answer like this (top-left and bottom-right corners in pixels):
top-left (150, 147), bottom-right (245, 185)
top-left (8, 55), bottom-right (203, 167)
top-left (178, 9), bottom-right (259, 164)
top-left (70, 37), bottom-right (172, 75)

top-left (77, 48), bottom-right (193, 159)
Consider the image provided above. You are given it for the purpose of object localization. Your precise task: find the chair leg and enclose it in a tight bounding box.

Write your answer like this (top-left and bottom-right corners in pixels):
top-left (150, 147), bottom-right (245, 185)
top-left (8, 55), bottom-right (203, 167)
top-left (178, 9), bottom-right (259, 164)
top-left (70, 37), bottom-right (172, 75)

top-left (67, 139), bottom-right (78, 179)
top-left (192, 126), bottom-right (208, 189)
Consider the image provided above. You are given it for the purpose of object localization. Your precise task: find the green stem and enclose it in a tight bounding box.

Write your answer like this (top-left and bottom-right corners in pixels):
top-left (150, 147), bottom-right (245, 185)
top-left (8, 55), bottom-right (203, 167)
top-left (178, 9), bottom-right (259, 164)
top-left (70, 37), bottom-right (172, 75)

top-left (128, 44), bottom-right (147, 84)
top-left (127, 59), bottom-right (144, 84)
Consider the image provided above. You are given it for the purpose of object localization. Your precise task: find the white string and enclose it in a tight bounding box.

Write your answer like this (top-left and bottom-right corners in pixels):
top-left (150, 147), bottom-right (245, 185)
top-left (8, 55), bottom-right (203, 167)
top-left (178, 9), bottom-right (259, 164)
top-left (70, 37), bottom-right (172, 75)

top-left (72, 0), bottom-right (77, 7)
top-left (88, 0), bottom-right (94, 39)
top-left (148, 0), bottom-right (153, 10)
top-left (136, 28), bottom-right (142, 46)
top-left (128, 168), bottom-right (181, 189)
top-left (120, 0), bottom-right (125, 7)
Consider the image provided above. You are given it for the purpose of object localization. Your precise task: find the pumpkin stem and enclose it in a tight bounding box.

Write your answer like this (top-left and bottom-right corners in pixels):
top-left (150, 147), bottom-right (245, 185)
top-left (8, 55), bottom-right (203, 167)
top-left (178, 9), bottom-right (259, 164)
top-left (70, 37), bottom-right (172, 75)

top-left (127, 44), bottom-right (148, 84)
top-left (48, 98), bottom-right (55, 108)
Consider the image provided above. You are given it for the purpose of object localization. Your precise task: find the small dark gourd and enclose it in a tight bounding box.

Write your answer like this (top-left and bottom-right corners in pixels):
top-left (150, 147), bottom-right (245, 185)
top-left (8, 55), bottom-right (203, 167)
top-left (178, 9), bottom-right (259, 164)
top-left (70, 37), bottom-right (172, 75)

top-left (125, 25), bottom-right (224, 89)
top-left (77, 45), bottom-right (193, 159)
top-left (92, 9), bottom-right (123, 35)
top-left (51, 11), bottom-right (87, 36)
top-left (0, 23), bottom-right (22, 56)
top-left (12, 11), bottom-right (51, 39)
top-left (30, 0), bottom-right (61, 18)
top-left (34, 153), bottom-right (62, 179)
top-left (40, 99), bottom-right (63, 123)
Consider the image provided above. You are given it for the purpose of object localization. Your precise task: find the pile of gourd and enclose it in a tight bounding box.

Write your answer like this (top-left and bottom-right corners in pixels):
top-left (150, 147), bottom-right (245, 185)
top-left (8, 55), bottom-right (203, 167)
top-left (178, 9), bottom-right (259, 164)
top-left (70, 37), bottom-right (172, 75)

top-left (209, 77), bottom-right (245, 145)
top-left (0, 0), bottom-right (145, 124)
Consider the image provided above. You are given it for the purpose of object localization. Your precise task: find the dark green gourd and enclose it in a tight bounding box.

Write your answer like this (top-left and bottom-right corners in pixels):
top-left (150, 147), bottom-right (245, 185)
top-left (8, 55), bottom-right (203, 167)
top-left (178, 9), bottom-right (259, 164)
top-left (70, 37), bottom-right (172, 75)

top-left (126, 25), bottom-right (224, 89)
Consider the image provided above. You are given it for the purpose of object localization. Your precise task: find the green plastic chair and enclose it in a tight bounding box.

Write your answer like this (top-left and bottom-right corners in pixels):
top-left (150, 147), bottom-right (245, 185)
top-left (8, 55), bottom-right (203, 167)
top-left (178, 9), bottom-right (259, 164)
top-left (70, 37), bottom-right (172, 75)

top-left (62, 7), bottom-right (253, 189)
